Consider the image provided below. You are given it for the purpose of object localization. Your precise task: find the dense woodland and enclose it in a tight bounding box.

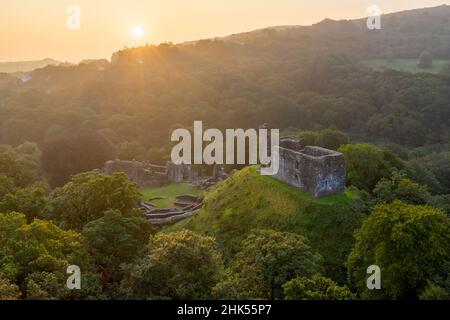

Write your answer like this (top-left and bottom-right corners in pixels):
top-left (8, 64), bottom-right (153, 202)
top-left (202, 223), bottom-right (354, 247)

top-left (0, 6), bottom-right (450, 300)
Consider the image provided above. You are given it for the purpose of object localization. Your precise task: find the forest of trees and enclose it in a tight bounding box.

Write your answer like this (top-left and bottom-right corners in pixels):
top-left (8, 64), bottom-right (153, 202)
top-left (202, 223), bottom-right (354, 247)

top-left (0, 6), bottom-right (450, 300)
top-left (0, 147), bottom-right (448, 299)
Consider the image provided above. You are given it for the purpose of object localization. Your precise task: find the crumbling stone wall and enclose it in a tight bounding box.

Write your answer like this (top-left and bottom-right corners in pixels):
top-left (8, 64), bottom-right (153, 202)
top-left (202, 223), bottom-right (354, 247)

top-left (104, 160), bottom-right (168, 186)
top-left (104, 160), bottom-right (226, 187)
top-left (274, 146), bottom-right (346, 197)
top-left (166, 162), bottom-right (204, 183)
top-left (279, 135), bottom-right (302, 151)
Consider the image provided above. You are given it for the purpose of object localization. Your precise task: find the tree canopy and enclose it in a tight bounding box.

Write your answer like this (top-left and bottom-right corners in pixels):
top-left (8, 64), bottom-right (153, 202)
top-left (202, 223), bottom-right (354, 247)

top-left (121, 230), bottom-right (224, 299)
top-left (41, 132), bottom-right (116, 188)
top-left (82, 209), bottom-right (153, 294)
top-left (339, 143), bottom-right (404, 191)
top-left (46, 172), bottom-right (140, 230)
top-left (0, 212), bottom-right (99, 299)
top-left (214, 230), bottom-right (322, 300)
top-left (347, 201), bottom-right (450, 299)
top-left (283, 274), bottom-right (355, 300)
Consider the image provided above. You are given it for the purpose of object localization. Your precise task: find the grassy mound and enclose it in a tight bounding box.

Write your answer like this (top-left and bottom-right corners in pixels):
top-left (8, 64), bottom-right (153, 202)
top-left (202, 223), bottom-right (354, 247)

top-left (170, 167), bottom-right (366, 282)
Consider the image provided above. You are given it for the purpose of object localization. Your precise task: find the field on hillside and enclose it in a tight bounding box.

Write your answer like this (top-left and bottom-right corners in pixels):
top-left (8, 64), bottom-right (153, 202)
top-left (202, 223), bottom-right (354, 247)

top-left (362, 59), bottom-right (450, 74)
top-left (139, 183), bottom-right (202, 208)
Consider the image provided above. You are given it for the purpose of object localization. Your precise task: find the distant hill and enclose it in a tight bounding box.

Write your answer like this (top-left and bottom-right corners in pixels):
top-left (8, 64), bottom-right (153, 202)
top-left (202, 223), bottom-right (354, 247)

top-left (169, 167), bottom-right (366, 282)
top-left (219, 4), bottom-right (450, 59)
top-left (0, 58), bottom-right (60, 73)
top-left (0, 5), bottom-right (449, 150)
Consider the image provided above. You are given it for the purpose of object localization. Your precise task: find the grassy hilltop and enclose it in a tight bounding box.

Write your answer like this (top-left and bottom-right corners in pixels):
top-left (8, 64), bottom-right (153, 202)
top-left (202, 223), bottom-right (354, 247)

top-left (169, 167), bottom-right (367, 282)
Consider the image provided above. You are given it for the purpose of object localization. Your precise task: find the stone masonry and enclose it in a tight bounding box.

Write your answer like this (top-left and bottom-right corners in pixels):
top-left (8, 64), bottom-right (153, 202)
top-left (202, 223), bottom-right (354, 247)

top-left (274, 137), bottom-right (346, 197)
top-left (103, 132), bottom-right (346, 197)
top-left (166, 162), bottom-right (204, 183)
top-left (104, 160), bottom-right (168, 186)
top-left (104, 159), bottom-right (227, 187)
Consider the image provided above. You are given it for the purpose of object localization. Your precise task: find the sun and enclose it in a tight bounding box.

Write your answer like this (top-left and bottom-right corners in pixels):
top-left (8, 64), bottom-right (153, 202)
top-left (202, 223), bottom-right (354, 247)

top-left (132, 26), bottom-right (144, 38)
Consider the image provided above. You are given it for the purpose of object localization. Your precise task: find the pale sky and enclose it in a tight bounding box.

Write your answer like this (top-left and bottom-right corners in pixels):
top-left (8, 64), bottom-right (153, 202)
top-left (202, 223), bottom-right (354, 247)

top-left (1, 0), bottom-right (449, 62)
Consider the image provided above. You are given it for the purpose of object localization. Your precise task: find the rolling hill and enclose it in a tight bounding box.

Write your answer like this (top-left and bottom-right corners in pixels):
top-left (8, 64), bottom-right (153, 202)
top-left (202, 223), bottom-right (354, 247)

top-left (0, 58), bottom-right (60, 73)
top-left (169, 167), bottom-right (367, 283)
top-left (0, 6), bottom-right (449, 154)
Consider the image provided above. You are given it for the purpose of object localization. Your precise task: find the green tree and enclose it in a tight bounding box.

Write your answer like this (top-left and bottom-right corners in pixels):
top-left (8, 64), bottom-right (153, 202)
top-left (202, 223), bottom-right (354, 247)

top-left (41, 132), bottom-right (116, 187)
top-left (427, 194), bottom-right (450, 215)
top-left (298, 131), bottom-right (319, 148)
top-left (419, 260), bottom-right (450, 300)
top-left (420, 152), bottom-right (450, 193)
top-left (47, 172), bottom-right (140, 230)
top-left (0, 212), bottom-right (99, 299)
top-left (118, 141), bottom-right (146, 161)
top-left (0, 183), bottom-right (48, 221)
top-left (23, 270), bottom-right (104, 300)
top-left (121, 230), bottom-right (224, 299)
top-left (418, 51), bottom-right (433, 69)
top-left (406, 160), bottom-right (445, 194)
top-left (214, 230), bottom-right (322, 300)
top-left (15, 141), bottom-right (42, 164)
top-left (420, 282), bottom-right (449, 300)
top-left (373, 171), bottom-right (430, 205)
top-left (283, 274), bottom-right (355, 300)
top-left (317, 129), bottom-right (350, 150)
top-left (212, 269), bottom-right (258, 300)
top-left (0, 174), bottom-right (14, 199)
top-left (145, 145), bottom-right (170, 165)
top-left (347, 201), bottom-right (450, 299)
top-left (82, 209), bottom-right (153, 294)
top-left (0, 152), bottom-right (38, 188)
top-left (339, 143), bottom-right (403, 191)
top-left (0, 277), bottom-right (21, 300)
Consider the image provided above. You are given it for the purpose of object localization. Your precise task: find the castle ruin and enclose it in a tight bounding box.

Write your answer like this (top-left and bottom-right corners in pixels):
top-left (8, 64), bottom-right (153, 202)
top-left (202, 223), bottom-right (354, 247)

top-left (104, 160), bottom-right (168, 186)
top-left (104, 159), bottom-right (227, 188)
top-left (103, 137), bottom-right (346, 227)
top-left (274, 136), bottom-right (347, 197)
top-left (103, 132), bottom-right (347, 198)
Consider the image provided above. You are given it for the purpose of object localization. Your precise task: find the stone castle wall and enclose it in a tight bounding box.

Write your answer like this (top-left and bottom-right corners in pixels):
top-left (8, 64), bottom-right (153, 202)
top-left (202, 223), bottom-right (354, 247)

top-left (104, 159), bottom-right (226, 187)
top-left (166, 162), bottom-right (204, 183)
top-left (274, 145), bottom-right (346, 197)
top-left (104, 160), bottom-right (168, 186)
top-left (104, 136), bottom-right (346, 197)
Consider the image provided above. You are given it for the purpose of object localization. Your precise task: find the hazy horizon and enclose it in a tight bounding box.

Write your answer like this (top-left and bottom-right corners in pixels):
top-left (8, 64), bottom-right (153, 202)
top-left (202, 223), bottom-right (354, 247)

top-left (1, 0), bottom-right (449, 63)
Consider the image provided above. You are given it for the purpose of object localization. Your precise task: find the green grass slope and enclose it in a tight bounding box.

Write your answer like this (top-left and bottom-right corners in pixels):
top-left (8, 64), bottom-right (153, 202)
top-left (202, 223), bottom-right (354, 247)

top-left (170, 167), bottom-right (366, 282)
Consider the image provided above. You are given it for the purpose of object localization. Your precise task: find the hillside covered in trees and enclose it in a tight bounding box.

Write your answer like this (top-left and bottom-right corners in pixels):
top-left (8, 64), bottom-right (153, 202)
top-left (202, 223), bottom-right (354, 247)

top-left (1, 6), bottom-right (450, 151)
top-left (0, 5), bottom-right (450, 301)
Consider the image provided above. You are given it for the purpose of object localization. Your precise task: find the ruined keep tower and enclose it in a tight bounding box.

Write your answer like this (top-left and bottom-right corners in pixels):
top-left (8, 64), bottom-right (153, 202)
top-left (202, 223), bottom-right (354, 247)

top-left (274, 137), bottom-right (346, 197)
